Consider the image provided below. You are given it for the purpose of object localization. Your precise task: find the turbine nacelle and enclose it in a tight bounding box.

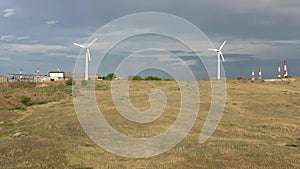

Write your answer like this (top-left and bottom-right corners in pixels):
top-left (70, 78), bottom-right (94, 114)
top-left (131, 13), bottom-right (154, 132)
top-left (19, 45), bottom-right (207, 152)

top-left (208, 40), bottom-right (226, 62)
top-left (73, 38), bottom-right (97, 61)
top-left (73, 38), bottom-right (98, 49)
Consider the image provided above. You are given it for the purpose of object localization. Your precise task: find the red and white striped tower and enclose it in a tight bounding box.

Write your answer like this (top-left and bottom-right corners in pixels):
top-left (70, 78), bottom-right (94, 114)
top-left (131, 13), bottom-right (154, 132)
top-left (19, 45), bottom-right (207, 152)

top-left (283, 60), bottom-right (288, 77)
top-left (277, 63), bottom-right (281, 78)
top-left (37, 67), bottom-right (40, 75)
top-left (251, 68), bottom-right (255, 80)
top-left (258, 68), bottom-right (262, 80)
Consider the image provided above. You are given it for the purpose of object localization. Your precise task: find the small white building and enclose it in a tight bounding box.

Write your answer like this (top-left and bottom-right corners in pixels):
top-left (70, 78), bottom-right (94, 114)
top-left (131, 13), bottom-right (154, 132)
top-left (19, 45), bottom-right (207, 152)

top-left (49, 71), bottom-right (65, 81)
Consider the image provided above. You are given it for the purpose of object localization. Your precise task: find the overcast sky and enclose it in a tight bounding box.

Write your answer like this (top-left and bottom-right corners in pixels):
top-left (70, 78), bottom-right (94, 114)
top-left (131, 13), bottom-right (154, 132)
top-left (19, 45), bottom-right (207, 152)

top-left (0, 0), bottom-right (300, 79)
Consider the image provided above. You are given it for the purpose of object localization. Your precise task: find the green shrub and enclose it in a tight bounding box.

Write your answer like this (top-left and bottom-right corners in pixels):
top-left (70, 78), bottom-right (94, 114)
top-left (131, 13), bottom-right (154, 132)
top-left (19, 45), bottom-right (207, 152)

top-left (65, 79), bottom-right (74, 85)
top-left (20, 96), bottom-right (31, 106)
top-left (132, 76), bottom-right (143, 80)
top-left (103, 73), bottom-right (116, 81)
top-left (237, 77), bottom-right (243, 80)
top-left (145, 76), bottom-right (161, 81)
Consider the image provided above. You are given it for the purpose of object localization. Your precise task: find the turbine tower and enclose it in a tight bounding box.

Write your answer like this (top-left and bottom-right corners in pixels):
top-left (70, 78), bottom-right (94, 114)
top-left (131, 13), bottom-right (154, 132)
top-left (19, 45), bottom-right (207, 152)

top-left (208, 41), bottom-right (227, 79)
top-left (73, 38), bottom-right (98, 81)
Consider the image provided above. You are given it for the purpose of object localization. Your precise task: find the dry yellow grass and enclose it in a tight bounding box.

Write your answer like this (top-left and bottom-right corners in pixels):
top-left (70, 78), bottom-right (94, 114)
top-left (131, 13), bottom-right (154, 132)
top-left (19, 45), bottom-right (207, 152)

top-left (0, 78), bottom-right (299, 168)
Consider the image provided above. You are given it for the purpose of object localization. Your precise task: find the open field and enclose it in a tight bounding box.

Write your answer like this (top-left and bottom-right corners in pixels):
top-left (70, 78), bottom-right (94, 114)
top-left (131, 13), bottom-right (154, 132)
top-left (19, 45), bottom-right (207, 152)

top-left (0, 78), bottom-right (299, 168)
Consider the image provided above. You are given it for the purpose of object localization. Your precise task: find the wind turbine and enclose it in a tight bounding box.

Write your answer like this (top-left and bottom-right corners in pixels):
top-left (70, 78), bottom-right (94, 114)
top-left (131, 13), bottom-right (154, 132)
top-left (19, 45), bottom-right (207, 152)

top-left (208, 41), bottom-right (227, 79)
top-left (73, 38), bottom-right (97, 81)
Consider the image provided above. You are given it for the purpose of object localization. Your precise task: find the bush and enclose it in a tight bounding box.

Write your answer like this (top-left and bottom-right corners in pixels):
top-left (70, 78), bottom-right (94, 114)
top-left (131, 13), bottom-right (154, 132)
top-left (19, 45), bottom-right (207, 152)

top-left (237, 77), bottom-right (243, 80)
top-left (20, 96), bottom-right (31, 106)
top-left (65, 79), bottom-right (74, 85)
top-left (145, 76), bottom-right (161, 81)
top-left (164, 78), bottom-right (173, 81)
top-left (103, 73), bottom-right (116, 81)
top-left (132, 76), bottom-right (143, 80)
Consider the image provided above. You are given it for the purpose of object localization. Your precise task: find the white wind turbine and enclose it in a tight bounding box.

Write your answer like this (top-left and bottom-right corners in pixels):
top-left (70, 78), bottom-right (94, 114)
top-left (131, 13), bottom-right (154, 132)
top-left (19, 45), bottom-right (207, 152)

top-left (73, 38), bottom-right (98, 81)
top-left (208, 41), bottom-right (227, 79)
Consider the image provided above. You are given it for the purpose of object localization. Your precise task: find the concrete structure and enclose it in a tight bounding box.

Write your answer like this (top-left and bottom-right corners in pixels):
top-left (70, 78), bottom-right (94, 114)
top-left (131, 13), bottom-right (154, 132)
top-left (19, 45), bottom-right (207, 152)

top-left (40, 76), bottom-right (51, 82)
top-left (49, 71), bottom-right (65, 81)
top-left (7, 73), bottom-right (50, 83)
top-left (49, 71), bottom-right (99, 81)
top-left (4, 71), bottom-right (100, 83)
top-left (34, 75), bottom-right (52, 82)
top-left (8, 74), bottom-right (39, 82)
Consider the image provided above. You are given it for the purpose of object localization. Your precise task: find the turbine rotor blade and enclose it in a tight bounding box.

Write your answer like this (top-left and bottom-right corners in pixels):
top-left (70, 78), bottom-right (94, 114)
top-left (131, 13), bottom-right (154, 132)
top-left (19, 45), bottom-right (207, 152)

top-left (73, 43), bottom-right (86, 48)
top-left (87, 38), bottom-right (98, 47)
top-left (208, 48), bottom-right (219, 52)
top-left (220, 52), bottom-right (225, 62)
top-left (87, 49), bottom-right (91, 61)
top-left (219, 41), bottom-right (227, 51)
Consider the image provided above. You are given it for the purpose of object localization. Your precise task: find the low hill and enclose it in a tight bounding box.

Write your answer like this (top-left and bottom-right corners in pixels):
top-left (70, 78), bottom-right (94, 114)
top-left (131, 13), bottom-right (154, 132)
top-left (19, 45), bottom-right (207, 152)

top-left (0, 78), bottom-right (299, 168)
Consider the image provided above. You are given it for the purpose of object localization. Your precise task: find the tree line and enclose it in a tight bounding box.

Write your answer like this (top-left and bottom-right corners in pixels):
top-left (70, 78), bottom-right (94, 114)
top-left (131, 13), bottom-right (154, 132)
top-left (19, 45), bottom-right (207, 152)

top-left (102, 73), bottom-right (172, 81)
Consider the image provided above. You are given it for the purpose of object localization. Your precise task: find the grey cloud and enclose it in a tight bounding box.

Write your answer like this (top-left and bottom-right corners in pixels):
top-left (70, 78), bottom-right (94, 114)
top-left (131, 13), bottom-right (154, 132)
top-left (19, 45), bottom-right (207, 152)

top-left (0, 35), bottom-right (29, 42)
top-left (46, 20), bottom-right (59, 25)
top-left (249, 40), bottom-right (300, 47)
top-left (3, 8), bottom-right (15, 17)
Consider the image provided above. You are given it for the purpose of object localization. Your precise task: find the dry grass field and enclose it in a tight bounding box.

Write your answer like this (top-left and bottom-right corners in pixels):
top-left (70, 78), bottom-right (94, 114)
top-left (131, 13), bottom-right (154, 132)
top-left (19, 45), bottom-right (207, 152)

top-left (0, 78), bottom-right (299, 168)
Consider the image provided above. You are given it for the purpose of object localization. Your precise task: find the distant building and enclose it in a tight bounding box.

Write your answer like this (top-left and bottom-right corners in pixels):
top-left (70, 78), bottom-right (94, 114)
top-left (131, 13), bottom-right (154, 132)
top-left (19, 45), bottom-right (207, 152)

top-left (72, 73), bottom-right (100, 80)
top-left (8, 74), bottom-right (36, 82)
top-left (3, 71), bottom-right (101, 83)
top-left (39, 76), bottom-right (51, 82)
top-left (48, 71), bottom-right (100, 81)
top-left (49, 71), bottom-right (65, 81)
